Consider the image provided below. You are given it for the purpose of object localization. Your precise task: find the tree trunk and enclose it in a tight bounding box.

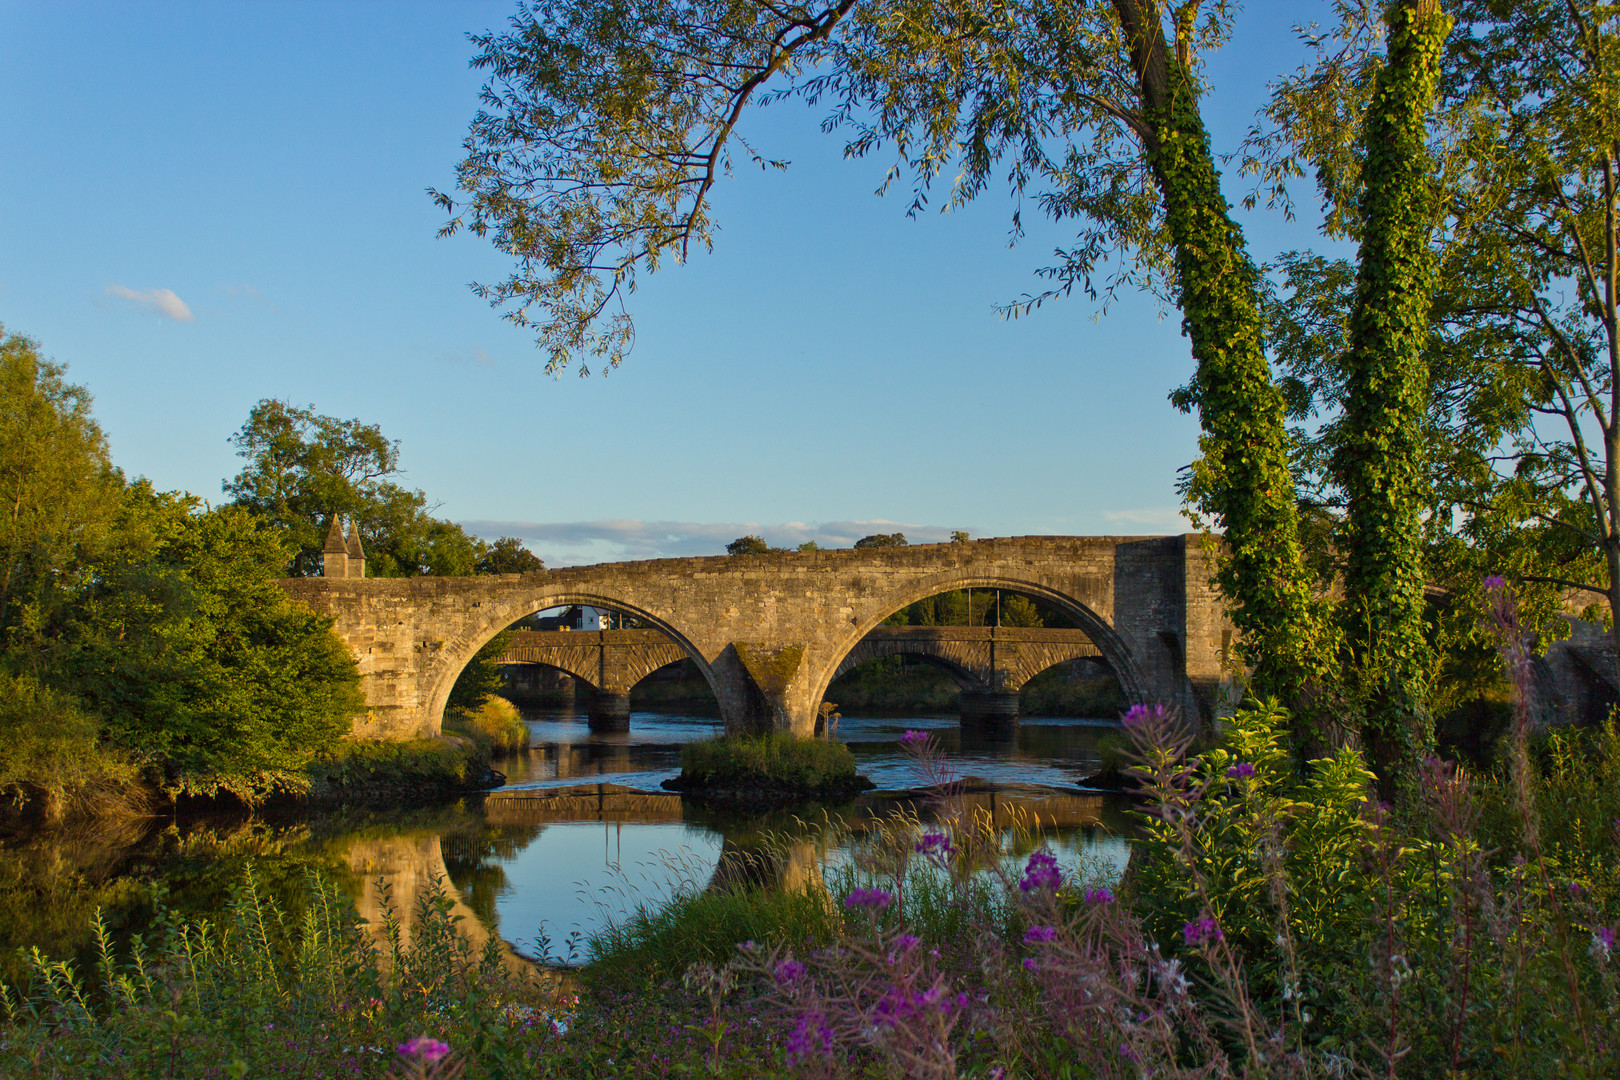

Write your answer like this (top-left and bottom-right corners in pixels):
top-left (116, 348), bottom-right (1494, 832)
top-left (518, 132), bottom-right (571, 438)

top-left (1339, 0), bottom-right (1449, 783)
top-left (1111, 0), bottom-right (1327, 716)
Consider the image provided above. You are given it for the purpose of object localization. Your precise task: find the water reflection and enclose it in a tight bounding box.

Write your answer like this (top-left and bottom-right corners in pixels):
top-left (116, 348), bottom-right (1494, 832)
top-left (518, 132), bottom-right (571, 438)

top-left (1, 709), bottom-right (1134, 986)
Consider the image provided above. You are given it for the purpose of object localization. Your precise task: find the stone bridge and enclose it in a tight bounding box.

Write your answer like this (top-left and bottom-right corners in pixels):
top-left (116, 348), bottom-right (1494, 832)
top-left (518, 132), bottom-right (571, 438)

top-left (496, 628), bottom-right (689, 726)
top-left (279, 534), bottom-right (1231, 740)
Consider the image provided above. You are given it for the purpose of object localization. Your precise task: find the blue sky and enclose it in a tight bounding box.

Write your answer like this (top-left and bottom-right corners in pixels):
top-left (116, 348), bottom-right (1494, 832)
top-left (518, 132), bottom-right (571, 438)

top-left (0, 1), bottom-right (1344, 567)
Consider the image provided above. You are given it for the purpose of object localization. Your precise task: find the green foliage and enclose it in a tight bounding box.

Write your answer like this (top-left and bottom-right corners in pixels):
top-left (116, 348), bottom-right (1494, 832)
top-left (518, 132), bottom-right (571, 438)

top-left (475, 536), bottom-right (544, 574)
top-left (852, 532), bottom-right (907, 548)
top-left (586, 884), bottom-right (843, 989)
top-left (0, 868), bottom-right (558, 1080)
top-left (1337, 0), bottom-right (1449, 779)
top-left (677, 734), bottom-right (860, 792)
top-left (725, 535), bottom-right (775, 555)
top-left (1148, 42), bottom-right (1329, 710)
top-left (447, 629), bottom-right (515, 716)
top-left (305, 738), bottom-right (489, 795)
top-left (1130, 699), bottom-right (1380, 981)
top-left (0, 326), bottom-right (124, 652)
top-left (0, 672), bottom-right (136, 818)
top-left (447, 695), bottom-right (530, 757)
top-left (59, 495), bottom-right (363, 796)
top-left (224, 399), bottom-right (487, 578)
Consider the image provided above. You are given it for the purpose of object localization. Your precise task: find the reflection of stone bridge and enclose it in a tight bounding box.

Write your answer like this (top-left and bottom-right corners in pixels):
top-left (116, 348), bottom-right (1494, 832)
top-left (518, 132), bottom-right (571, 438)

top-left (498, 625), bottom-right (1109, 728)
top-left (280, 535), bottom-right (1230, 740)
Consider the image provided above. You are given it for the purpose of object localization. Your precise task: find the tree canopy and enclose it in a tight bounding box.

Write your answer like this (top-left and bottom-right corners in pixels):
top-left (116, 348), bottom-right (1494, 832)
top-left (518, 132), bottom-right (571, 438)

top-left (224, 399), bottom-right (490, 578)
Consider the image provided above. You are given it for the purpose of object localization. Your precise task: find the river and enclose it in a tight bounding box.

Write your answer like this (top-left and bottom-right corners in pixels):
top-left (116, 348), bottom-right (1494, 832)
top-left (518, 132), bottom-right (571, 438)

top-left (0, 710), bottom-right (1133, 987)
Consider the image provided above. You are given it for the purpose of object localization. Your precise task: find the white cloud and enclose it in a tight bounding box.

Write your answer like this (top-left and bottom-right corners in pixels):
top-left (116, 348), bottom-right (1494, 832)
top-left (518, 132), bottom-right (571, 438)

top-left (105, 284), bottom-right (195, 322)
top-left (458, 518), bottom-right (962, 567)
top-left (1102, 508), bottom-right (1191, 531)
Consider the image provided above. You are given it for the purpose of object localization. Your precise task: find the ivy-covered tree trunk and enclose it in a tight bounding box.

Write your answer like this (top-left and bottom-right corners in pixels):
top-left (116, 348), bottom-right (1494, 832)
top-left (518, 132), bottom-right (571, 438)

top-left (1339, 0), bottom-right (1450, 781)
top-left (1113, 2), bottom-right (1327, 710)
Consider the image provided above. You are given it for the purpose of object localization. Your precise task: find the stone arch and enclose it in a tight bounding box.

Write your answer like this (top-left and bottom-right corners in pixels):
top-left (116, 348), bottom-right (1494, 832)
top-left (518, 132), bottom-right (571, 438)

top-left (501, 658), bottom-right (602, 690)
top-left (830, 637), bottom-right (991, 690)
top-left (425, 590), bottom-right (719, 734)
top-left (808, 575), bottom-right (1150, 716)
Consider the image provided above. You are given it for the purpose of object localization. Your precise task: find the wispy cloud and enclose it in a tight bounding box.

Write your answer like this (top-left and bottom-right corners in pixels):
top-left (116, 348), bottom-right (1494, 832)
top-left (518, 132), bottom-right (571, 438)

top-left (458, 518), bottom-right (961, 567)
top-left (442, 347), bottom-right (495, 370)
top-left (219, 283), bottom-right (279, 313)
top-left (1102, 508), bottom-right (1190, 531)
top-left (105, 284), bottom-right (195, 322)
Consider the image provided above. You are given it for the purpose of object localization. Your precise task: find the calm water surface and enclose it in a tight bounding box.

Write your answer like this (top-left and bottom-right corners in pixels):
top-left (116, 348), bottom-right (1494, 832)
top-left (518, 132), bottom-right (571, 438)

top-left (1, 710), bottom-right (1132, 981)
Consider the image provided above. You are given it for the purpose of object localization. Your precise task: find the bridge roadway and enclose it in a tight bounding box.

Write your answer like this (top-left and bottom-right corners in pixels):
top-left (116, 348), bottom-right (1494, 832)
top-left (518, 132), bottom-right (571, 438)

top-left (497, 625), bottom-right (1105, 729)
top-left (279, 534), bottom-right (1231, 740)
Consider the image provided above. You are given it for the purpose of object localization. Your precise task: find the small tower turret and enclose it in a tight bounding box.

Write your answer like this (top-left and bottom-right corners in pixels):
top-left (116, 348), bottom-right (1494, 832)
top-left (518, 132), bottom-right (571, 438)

top-left (322, 517), bottom-right (349, 579)
top-left (345, 520), bottom-right (366, 579)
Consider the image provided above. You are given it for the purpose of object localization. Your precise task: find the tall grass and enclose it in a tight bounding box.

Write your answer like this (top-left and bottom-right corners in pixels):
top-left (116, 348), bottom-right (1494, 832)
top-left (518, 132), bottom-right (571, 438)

top-left (677, 733), bottom-right (861, 792)
top-left (0, 867), bottom-right (568, 1079)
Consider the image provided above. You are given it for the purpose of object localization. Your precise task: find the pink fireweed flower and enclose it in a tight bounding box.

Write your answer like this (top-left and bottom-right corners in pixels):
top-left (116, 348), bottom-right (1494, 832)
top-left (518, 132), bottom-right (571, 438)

top-left (1024, 925), bottom-right (1058, 943)
top-left (397, 1037), bottom-right (450, 1063)
top-left (1225, 762), bottom-right (1256, 780)
top-left (845, 887), bottom-right (893, 909)
top-left (775, 959), bottom-right (807, 984)
top-left (1592, 926), bottom-right (1616, 962)
top-left (1022, 957), bottom-right (1039, 972)
top-left (1019, 850), bottom-right (1063, 892)
top-left (915, 831), bottom-right (953, 856)
top-left (784, 1015), bottom-right (833, 1064)
top-left (1183, 916), bottom-right (1223, 946)
top-left (899, 729), bottom-right (930, 745)
top-left (1084, 887), bottom-right (1115, 905)
top-left (1121, 703), bottom-right (1172, 727)
top-left (1483, 574), bottom-right (1506, 591)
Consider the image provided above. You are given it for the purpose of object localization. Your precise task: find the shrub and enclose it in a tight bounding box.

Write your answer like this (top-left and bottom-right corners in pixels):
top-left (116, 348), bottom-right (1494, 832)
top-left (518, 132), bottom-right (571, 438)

top-left (677, 734), bottom-right (861, 793)
top-left (304, 737), bottom-right (491, 800)
top-left (0, 672), bottom-right (139, 824)
top-left (450, 695), bottom-right (530, 756)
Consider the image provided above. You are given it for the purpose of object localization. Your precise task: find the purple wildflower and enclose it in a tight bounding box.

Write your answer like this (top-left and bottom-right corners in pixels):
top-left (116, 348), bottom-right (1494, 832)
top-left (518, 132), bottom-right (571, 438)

top-left (784, 1015), bottom-right (833, 1064)
top-left (1593, 926), bottom-right (1616, 962)
top-left (1483, 574), bottom-right (1506, 591)
top-left (892, 934), bottom-right (920, 951)
top-left (1022, 957), bottom-right (1039, 972)
top-left (1024, 925), bottom-right (1058, 943)
top-left (1182, 916), bottom-right (1223, 946)
top-left (1019, 850), bottom-right (1063, 892)
top-left (1122, 703), bottom-right (1170, 727)
top-left (1084, 887), bottom-right (1115, 905)
top-left (845, 887), bottom-right (893, 910)
top-left (915, 831), bottom-right (954, 856)
top-left (1225, 762), bottom-right (1256, 780)
top-left (397, 1037), bottom-right (450, 1063)
top-left (899, 729), bottom-right (930, 745)
top-left (774, 959), bottom-right (806, 985)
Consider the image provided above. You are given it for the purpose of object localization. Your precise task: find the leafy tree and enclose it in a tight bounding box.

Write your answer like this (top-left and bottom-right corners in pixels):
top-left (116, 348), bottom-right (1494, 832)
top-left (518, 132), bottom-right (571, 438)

top-left (476, 536), bottom-right (545, 574)
top-left (433, 0), bottom-right (1326, 705)
top-left (853, 532), bottom-right (907, 549)
top-left (224, 399), bottom-right (487, 578)
top-left (1260, 2), bottom-right (1620, 689)
top-left (950, 531), bottom-right (970, 544)
top-left (0, 326), bottom-right (124, 651)
top-left (796, 540), bottom-right (821, 552)
top-left (727, 535), bottom-right (776, 555)
top-left (59, 490), bottom-right (363, 794)
top-left (1336, 0), bottom-right (1449, 776)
